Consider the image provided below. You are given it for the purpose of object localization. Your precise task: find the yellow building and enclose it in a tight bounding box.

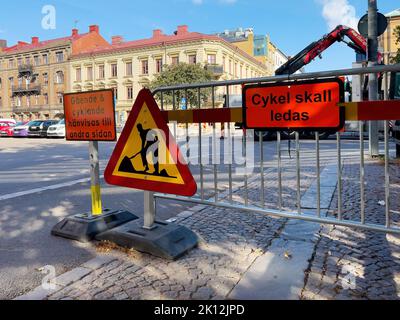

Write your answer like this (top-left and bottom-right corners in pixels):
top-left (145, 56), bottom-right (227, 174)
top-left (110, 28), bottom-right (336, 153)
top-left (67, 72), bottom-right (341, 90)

top-left (0, 25), bottom-right (109, 120)
top-left (379, 9), bottom-right (400, 64)
top-left (70, 25), bottom-right (268, 125)
top-left (216, 28), bottom-right (288, 76)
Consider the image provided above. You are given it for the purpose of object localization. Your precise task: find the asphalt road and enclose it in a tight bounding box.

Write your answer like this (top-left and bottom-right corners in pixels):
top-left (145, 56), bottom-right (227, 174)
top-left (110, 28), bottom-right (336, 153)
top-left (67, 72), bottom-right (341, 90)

top-left (0, 131), bottom-right (396, 299)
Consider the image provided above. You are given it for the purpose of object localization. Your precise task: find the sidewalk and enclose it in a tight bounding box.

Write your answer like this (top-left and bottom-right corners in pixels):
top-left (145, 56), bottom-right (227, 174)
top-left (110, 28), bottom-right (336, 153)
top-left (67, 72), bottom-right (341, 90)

top-left (16, 158), bottom-right (400, 300)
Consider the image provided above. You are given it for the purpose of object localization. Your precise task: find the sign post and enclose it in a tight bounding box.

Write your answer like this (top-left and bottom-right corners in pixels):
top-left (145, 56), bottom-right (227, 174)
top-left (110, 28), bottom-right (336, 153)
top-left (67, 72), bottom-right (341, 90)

top-left (99, 89), bottom-right (198, 260)
top-left (52, 89), bottom-right (138, 242)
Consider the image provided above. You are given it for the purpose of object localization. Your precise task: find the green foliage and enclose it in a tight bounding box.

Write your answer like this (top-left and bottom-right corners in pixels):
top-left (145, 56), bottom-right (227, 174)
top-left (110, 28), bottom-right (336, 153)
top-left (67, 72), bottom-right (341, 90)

top-left (391, 25), bottom-right (400, 64)
top-left (150, 63), bottom-right (213, 109)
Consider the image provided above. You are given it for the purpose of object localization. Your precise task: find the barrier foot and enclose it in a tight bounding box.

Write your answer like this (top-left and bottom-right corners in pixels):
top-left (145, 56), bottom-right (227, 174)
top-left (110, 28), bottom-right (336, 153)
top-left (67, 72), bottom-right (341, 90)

top-left (95, 219), bottom-right (199, 261)
top-left (51, 209), bottom-right (139, 243)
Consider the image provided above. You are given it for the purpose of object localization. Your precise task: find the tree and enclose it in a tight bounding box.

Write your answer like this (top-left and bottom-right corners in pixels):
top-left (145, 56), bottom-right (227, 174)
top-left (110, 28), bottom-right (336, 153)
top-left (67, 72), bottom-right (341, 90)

top-left (150, 63), bottom-right (213, 109)
top-left (391, 25), bottom-right (400, 64)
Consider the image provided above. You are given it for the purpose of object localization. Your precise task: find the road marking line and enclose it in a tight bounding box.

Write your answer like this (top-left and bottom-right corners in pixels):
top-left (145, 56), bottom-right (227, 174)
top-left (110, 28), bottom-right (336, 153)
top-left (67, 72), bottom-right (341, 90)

top-left (0, 176), bottom-right (105, 201)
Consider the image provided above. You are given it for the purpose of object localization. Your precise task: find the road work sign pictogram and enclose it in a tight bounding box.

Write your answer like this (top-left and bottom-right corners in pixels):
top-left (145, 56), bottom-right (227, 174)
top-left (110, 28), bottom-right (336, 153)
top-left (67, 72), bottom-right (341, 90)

top-left (104, 89), bottom-right (197, 197)
top-left (243, 78), bottom-right (345, 131)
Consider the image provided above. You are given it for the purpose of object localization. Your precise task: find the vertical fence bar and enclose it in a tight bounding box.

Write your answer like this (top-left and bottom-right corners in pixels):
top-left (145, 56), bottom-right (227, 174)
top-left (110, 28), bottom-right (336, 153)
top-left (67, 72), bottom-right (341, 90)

top-left (244, 128), bottom-right (248, 206)
top-left (315, 132), bottom-right (321, 218)
top-left (337, 132), bottom-right (342, 220)
top-left (226, 85), bottom-right (233, 203)
top-left (277, 131), bottom-right (283, 210)
top-left (384, 71), bottom-right (391, 228)
top-left (360, 121), bottom-right (366, 224)
top-left (198, 88), bottom-right (204, 201)
top-left (185, 89), bottom-right (190, 160)
top-left (260, 132), bottom-right (265, 208)
top-left (296, 132), bottom-right (301, 214)
top-left (212, 87), bottom-right (218, 203)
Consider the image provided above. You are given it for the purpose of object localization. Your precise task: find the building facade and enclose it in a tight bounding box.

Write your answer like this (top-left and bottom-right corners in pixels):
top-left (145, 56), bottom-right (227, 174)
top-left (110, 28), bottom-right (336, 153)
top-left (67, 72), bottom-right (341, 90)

top-left (216, 28), bottom-right (288, 75)
top-left (379, 8), bottom-right (400, 64)
top-left (70, 25), bottom-right (269, 125)
top-left (0, 25), bottom-right (109, 120)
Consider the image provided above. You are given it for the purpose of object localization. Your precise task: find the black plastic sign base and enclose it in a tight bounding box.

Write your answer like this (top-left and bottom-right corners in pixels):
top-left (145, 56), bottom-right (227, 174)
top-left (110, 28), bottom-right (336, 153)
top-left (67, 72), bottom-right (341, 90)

top-left (51, 210), bottom-right (139, 243)
top-left (96, 219), bottom-right (199, 260)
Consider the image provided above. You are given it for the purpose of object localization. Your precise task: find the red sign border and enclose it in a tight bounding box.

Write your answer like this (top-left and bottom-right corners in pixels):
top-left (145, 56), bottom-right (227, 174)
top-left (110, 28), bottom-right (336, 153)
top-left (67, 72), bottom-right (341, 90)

top-left (63, 89), bottom-right (117, 142)
top-left (242, 78), bottom-right (346, 132)
top-left (104, 89), bottom-right (197, 197)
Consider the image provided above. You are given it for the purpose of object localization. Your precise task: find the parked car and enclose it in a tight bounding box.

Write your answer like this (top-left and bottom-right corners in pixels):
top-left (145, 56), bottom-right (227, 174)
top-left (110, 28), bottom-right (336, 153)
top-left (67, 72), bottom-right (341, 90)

top-left (47, 119), bottom-right (66, 138)
top-left (0, 121), bottom-right (16, 137)
top-left (13, 121), bottom-right (33, 137)
top-left (28, 120), bottom-right (59, 138)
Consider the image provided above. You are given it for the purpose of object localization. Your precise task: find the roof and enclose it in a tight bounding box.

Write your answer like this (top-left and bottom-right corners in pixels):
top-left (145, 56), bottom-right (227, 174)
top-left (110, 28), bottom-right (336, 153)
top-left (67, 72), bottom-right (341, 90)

top-left (1, 33), bottom-right (87, 55)
top-left (72, 31), bottom-right (267, 70)
top-left (385, 9), bottom-right (400, 18)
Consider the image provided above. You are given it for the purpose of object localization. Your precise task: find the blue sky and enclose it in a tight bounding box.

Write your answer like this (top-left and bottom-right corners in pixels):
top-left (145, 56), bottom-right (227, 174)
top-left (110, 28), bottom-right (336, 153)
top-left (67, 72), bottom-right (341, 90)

top-left (0, 0), bottom-right (396, 72)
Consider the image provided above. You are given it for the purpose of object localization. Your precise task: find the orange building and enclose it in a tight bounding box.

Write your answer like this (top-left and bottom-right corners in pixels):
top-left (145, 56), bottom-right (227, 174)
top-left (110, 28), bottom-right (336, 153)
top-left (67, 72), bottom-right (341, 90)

top-left (0, 25), bottom-right (110, 120)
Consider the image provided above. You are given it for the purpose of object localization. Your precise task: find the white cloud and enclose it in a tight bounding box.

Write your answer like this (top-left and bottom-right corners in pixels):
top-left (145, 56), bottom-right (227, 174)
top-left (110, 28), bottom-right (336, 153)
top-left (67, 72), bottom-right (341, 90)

top-left (317, 0), bottom-right (359, 30)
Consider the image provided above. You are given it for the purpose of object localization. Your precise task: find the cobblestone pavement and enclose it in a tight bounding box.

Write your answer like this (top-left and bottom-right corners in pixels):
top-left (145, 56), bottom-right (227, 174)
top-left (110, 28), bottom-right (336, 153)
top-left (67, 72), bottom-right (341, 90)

top-left (44, 156), bottom-right (319, 300)
top-left (301, 158), bottom-right (400, 300)
top-left (21, 143), bottom-right (400, 301)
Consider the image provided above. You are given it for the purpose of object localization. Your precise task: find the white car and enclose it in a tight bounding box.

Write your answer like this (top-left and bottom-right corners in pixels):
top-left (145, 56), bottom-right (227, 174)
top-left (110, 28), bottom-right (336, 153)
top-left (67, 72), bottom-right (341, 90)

top-left (47, 119), bottom-right (66, 138)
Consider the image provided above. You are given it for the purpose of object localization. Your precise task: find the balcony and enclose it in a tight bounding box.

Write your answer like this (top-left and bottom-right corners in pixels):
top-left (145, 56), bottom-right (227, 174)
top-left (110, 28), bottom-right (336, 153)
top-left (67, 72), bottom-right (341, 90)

top-left (12, 85), bottom-right (41, 97)
top-left (205, 64), bottom-right (224, 76)
top-left (18, 64), bottom-right (34, 76)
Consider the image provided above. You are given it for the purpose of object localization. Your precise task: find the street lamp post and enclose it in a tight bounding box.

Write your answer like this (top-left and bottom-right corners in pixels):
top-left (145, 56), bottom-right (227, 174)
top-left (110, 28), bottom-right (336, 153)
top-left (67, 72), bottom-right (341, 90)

top-left (368, 0), bottom-right (380, 157)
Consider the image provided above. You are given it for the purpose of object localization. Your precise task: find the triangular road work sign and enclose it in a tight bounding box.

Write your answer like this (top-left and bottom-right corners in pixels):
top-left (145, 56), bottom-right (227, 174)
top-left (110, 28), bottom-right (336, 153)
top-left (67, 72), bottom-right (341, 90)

top-left (104, 89), bottom-right (197, 197)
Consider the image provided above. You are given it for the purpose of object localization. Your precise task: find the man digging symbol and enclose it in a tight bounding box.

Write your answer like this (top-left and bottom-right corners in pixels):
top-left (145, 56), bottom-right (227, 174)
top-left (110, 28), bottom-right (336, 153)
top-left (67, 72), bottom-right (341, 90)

top-left (118, 124), bottom-right (176, 179)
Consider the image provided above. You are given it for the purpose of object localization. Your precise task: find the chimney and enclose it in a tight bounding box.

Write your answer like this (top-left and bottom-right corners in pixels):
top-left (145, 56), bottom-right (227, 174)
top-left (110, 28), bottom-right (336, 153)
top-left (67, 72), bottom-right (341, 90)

top-left (31, 37), bottom-right (39, 45)
top-left (72, 29), bottom-right (79, 37)
top-left (176, 25), bottom-right (188, 36)
top-left (153, 29), bottom-right (163, 38)
top-left (0, 40), bottom-right (7, 49)
top-left (112, 36), bottom-right (124, 45)
top-left (89, 25), bottom-right (99, 33)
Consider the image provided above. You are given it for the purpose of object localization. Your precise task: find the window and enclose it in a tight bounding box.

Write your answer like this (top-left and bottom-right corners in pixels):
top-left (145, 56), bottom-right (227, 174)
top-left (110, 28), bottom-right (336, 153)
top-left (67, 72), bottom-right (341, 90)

top-left (76, 68), bottom-right (81, 81)
top-left (240, 65), bottom-right (243, 78)
top-left (55, 71), bottom-right (64, 84)
top-left (57, 92), bottom-right (63, 104)
top-left (56, 52), bottom-right (64, 63)
top-left (17, 58), bottom-right (22, 67)
top-left (34, 56), bottom-right (40, 66)
top-left (111, 63), bottom-right (118, 77)
top-left (141, 60), bottom-right (149, 75)
top-left (98, 65), bottom-right (105, 79)
top-left (9, 60), bottom-right (14, 69)
top-left (16, 96), bottom-right (22, 107)
top-left (42, 54), bottom-right (49, 65)
top-left (0, 78), bottom-right (2, 89)
top-left (43, 93), bottom-right (49, 105)
top-left (188, 55), bottom-right (197, 64)
top-left (87, 67), bottom-right (93, 81)
top-left (234, 62), bottom-right (238, 77)
top-left (126, 62), bottom-right (132, 76)
top-left (25, 57), bottom-right (31, 65)
top-left (156, 59), bottom-right (163, 73)
top-left (35, 95), bottom-right (39, 105)
top-left (18, 78), bottom-right (23, 87)
top-left (127, 86), bottom-right (133, 100)
top-left (222, 56), bottom-right (226, 72)
top-left (207, 54), bottom-right (216, 65)
top-left (171, 56), bottom-right (179, 65)
top-left (43, 73), bottom-right (48, 85)
top-left (9, 77), bottom-right (14, 89)
top-left (112, 87), bottom-right (118, 100)
top-left (229, 60), bottom-right (232, 75)
top-left (0, 97), bottom-right (2, 108)
top-left (26, 96), bottom-right (31, 107)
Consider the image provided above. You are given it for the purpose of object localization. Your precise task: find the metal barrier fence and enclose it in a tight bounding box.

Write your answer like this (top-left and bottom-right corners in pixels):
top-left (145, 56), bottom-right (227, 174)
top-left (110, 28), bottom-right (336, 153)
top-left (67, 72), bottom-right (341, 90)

top-left (152, 64), bottom-right (400, 235)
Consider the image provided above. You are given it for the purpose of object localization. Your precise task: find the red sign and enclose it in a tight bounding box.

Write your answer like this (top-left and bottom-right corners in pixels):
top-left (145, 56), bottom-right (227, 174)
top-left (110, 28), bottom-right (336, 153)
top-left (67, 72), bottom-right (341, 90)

top-left (64, 90), bottom-right (116, 141)
top-left (104, 89), bottom-right (197, 197)
top-left (243, 78), bottom-right (345, 131)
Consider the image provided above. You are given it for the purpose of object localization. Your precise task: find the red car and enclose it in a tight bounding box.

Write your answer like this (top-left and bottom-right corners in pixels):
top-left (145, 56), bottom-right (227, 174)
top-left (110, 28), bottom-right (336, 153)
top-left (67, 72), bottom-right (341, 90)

top-left (0, 121), bottom-right (16, 137)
